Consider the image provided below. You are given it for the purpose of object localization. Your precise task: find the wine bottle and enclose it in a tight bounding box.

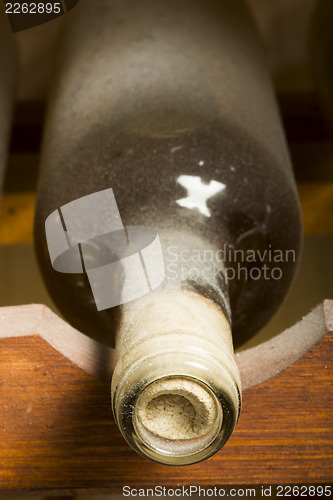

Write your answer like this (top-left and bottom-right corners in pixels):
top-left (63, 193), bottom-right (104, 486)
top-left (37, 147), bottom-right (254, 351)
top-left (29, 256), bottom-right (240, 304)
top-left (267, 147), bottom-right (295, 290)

top-left (34, 0), bottom-right (302, 465)
top-left (0, 12), bottom-right (18, 197)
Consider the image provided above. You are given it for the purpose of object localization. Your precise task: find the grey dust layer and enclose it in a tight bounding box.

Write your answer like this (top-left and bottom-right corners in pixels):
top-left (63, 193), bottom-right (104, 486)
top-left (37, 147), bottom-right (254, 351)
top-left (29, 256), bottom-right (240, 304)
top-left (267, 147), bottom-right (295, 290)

top-left (34, 0), bottom-right (302, 349)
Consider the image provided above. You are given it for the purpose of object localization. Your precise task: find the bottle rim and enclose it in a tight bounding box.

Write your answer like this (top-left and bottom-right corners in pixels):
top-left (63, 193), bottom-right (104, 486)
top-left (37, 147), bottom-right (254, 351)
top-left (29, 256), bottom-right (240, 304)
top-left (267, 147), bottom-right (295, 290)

top-left (111, 345), bottom-right (241, 465)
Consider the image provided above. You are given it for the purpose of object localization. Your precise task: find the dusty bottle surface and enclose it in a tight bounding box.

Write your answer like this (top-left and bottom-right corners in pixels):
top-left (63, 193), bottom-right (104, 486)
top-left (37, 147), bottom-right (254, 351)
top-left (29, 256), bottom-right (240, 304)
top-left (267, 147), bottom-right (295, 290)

top-left (34, 0), bottom-right (302, 464)
top-left (0, 12), bottom-right (18, 197)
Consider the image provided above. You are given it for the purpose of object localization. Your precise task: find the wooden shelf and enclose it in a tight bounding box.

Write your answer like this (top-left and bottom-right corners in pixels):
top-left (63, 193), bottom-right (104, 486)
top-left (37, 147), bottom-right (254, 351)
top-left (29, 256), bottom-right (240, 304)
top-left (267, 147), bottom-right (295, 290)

top-left (0, 302), bottom-right (332, 493)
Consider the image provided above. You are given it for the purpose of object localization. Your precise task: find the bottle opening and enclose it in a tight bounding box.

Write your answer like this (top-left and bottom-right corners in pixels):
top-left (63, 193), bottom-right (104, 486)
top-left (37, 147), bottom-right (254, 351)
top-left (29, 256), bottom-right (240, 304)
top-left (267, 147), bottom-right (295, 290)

top-left (133, 377), bottom-right (222, 458)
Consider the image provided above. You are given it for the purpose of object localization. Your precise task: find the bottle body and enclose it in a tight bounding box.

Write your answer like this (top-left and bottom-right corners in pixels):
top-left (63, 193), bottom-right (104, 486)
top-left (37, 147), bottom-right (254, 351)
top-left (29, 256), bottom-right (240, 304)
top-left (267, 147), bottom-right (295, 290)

top-left (34, 0), bottom-right (302, 464)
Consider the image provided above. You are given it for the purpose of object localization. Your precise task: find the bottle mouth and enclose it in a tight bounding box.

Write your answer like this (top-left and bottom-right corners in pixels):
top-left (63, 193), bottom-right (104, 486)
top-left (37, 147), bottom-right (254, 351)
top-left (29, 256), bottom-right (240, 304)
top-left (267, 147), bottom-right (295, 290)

top-left (111, 341), bottom-right (241, 466)
top-left (133, 376), bottom-right (222, 458)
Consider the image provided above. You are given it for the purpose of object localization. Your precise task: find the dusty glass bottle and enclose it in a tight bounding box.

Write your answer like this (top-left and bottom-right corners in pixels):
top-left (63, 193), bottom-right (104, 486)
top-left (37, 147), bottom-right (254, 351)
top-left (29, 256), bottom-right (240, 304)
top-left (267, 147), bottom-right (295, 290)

top-left (34, 0), bottom-right (302, 465)
top-left (0, 12), bottom-right (18, 197)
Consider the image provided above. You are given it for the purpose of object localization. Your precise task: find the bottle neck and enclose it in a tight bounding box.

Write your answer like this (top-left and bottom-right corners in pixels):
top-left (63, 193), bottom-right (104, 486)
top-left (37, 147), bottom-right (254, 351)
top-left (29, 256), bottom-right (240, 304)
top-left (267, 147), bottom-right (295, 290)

top-left (111, 290), bottom-right (241, 465)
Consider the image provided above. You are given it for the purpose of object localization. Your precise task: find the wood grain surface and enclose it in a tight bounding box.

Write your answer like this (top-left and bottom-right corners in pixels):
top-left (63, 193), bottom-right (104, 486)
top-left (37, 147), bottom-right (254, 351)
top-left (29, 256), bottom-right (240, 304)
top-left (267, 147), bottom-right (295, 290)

top-left (0, 329), bottom-right (332, 493)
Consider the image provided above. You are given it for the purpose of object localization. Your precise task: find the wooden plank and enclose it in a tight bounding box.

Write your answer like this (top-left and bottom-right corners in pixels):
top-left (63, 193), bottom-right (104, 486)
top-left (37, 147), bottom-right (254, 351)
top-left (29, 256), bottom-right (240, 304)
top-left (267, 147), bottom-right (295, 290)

top-left (7, 96), bottom-right (331, 155)
top-left (0, 301), bottom-right (331, 390)
top-left (298, 182), bottom-right (333, 234)
top-left (1, 181), bottom-right (333, 246)
top-left (0, 96), bottom-right (331, 244)
top-left (0, 192), bottom-right (35, 244)
top-left (0, 304), bottom-right (332, 493)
